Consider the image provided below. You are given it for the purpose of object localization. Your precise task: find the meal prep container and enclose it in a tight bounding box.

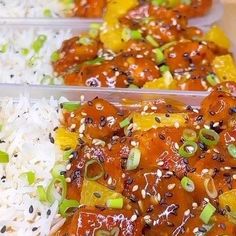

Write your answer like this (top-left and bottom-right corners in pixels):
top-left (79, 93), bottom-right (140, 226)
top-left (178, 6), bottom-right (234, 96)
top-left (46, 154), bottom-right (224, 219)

top-left (0, 83), bottom-right (209, 108)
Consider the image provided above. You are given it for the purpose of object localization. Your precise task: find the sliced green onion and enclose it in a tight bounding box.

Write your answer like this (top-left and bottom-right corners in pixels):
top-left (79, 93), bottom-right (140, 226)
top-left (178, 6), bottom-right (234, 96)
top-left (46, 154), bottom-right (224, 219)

top-left (153, 48), bottom-right (165, 65)
top-left (89, 23), bottom-right (101, 38)
top-left (96, 227), bottom-right (120, 236)
top-left (130, 30), bottom-right (142, 40)
top-left (183, 128), bottom-right (197, 141)
top-left (126, 148), bottom-right (141, 170)
top-left (122, 28), bottom-right (131, 42)
top-left (59, 199), bottom-right (80, 217)
top-left (85, 57), bottom-right (104, 65)
top-left (0, 150), bottom-right (9, 163)
top-left (26, 171), bottom-right (36, 185)
top-left (152, 0), bottom-right (165, 6)
top-left (199, 128), bottom-right (220, 147)
top-left (160, 65), bottom-right (170, 73)
top-left (27, 55), bottom-right (38, 67)
top-left (51, 164), bottom-right (66, 178)
top-left (179, 141), bottom-right (198, 158)
top-left (32, 35), bottom-right (47, 53)
top-left (0, 44), bottom-right (8, 53)
top-left (200, 202), bottom-right (216, 224)
top-left (46, 176), bottom-right (67, 204)
top-left (84, 159), bottom-right (104, 181)
top-left (63, 149), bottom-right (74, 160)
top-left (181, 0), bottom-right (192, 5)
top-left (206, 74), bottom-right (220, 87)
top-left (228, 144), bottom-right (236, 159)
top-left (40, 75), bottom-right (54, 85)
top-left (160, 41), bottom-right (177, 51)
top-left (21, 48), bottom-right (29, 56)
top-left (43, 9), bottom-right (52, 17)
top-left (62, 102), bottom-right (81, 112)
top-left (0, 124), bottom-right (3, 131)
top-left (128, 84), bottom-right (139, 88)
top-left (37, 185), bottom-right (47, 202)
top-left (163, 71), bottom-right (174, 83)
top-left (78, 37), bottom-right (92, 46)
top-left (181, 176), bottom-right (195, 192)
top-left (51, 51), bottom-right (60, 62)
top-left (119, 117), bottom-right (130, 128)
top-left (106, 198), bottom-right (123, 209)
top-left (146, 35), bottom-right (159, 47)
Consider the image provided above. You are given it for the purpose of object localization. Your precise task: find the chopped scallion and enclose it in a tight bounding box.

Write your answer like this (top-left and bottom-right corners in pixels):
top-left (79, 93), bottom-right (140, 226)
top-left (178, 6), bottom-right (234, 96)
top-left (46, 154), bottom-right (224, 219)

top-left (228, 144), bottom-right (236, 159)
top-left (26, 171), bottom-right (36, 185)
top-left (126, 148), bottom-right (141, 170)
top-left (199, 128), bottom-right (219, 147)
top-left (59, 199), bottom-right (80, 217)
top-left (154, 48), bottom-right (165, 65)
top-left (106, 198), bottom-right (123, 209)
top-left (63, 149), bottom-right (74, 160)
top-left (37, 185), bottom-right (47, 202)
top-left (183, 128), bottom-right (197, 141)
top-left (78, 37), bottom-right (92, 46)
top-left (146, 35), bottom-right (159, 47)
top-left (130, 30), bottom-right (142, 40)
top-left (62, 102), bottom-right (81, 112)
top-left (51, 51), bottom-right (60, 62)
top-left (51, 164), bottom-right (66, 178)
top-left (119, 117), bottom-right (130, 128)
top-left (160, 65), bottom-right (170, 74)
top-left (43, 9), bottom-right (52, 17)
top-left (179, 141), bottom-right (198, 158)
top-left (84, 159), bottom-right (104, 181)
top-left (0, 151), bottom-right (9, 163)
top-left (206, 74), bottom-right (220, 87)
top-left (32, 35), bottom-right (47, 53)
top-left (21, 48), bottom-right (29, 56)
top-left (181, 176), bottom-right (195, 192)
top-left (200, 202), bottom-right (216, 224)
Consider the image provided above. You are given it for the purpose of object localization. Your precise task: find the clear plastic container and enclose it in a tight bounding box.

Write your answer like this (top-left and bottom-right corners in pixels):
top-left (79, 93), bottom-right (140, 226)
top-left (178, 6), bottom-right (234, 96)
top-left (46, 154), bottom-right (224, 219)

top-left (0, 83), bottom-right (209, 107)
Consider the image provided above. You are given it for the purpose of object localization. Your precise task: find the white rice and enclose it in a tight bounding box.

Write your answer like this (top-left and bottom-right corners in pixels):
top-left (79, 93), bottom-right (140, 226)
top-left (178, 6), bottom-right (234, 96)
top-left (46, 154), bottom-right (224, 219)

top-left (0, 96), bottom-right (64, 235)
top-left (0, 28), bottom-right (73, 85)
top-left (0, 0), bottom-right (74, 18)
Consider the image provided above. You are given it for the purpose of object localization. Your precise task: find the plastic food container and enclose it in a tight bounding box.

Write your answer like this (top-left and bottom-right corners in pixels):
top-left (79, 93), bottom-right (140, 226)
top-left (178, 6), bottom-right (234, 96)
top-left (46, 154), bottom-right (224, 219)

top-left (0, 83), bottom-right (209, 108)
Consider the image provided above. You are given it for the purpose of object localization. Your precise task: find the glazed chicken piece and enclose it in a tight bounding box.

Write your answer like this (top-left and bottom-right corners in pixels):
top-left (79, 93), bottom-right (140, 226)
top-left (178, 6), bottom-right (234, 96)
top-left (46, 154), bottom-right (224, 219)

top-left (73, 0), bottom-right (107, 18)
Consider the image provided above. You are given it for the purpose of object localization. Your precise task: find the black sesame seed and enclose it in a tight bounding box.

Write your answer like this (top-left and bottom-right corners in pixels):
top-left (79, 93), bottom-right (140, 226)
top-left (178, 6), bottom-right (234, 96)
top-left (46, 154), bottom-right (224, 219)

top-left (159, 134), bottom-right (165, 140)
top-left (196, 115), bottom-right (203, 121)
top-left (49, 133), bottom-right (54, 144)
top-left (32, 227), bottom-right (38, 232)
top-left (0, 226), bottom-right (6, 233)
top-left (225, 205), bottom-right (231, 212)
top-left (155, 117), bottom-right (161, 123)
top-left (47, 209), bottom-right (51, 216)
top-left (29, 205), bottom-right (34, 213)
top-left (125, 177), bottom-right (133, 185)
top-left (198, 227), bottom-right (207, 233)
top-left (95, 205), bottom-right (106, 211)
top-left (229, 107), bottom-right (236, 115)
top-left (88, 101), bottom-right (93, 106)
top-left (219, 223), bottom-right (226, 230)
top-left (209, 111), bottom-right (215, 116)
top-left (93, 192), bottom-right (101, 198)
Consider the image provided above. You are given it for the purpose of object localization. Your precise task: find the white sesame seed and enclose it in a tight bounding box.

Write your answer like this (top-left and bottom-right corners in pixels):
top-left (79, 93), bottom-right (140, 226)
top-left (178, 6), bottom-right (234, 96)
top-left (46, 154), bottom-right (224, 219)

top-left (174, 143), bottom-right (179, 150)
top-left (132, 185), bottom-right (139, 192)
top-left (213, 122), bottom-right (220, 127)
top-left (141, 189), bottom-right (146, 199)
top-left (81, 112), bottom-right (87, 116)
top-left (130, 214), bottom-right (137, 222)
top-left (144, 215), bottom-right (151, 220)
top-left (157, 161), bottom-right (164, 166)
top-left (193, 227), bottom-right (199, 233)
top-left (80, 95), bottom-right (84, 102)
top-left (204, 198), bottom-right (209, 203)
top-left (184, 209), bottom-right (190, 216)
top-left (70, 124), bottom-right (76, 129)
top-left (79, 123), bottom-right (85, 134)
top-left (143, 105), bottom-right (148, 112)
top-left (131, 141), bottom-right (137, 147)
top-left (167, 183), bottom-right (176, 190)
top-left (65, 177), bottom-right (71, 183)
top-left (122, 173), bottom-right (125, 178)
top-left (157, 193), bottom-right (161, 202)
top-left (157, 169), bottom-right (162, 178)
top-left (107, 177), bottom-right (112, 185)
top-left (204, 125), bottom-right (210, 129)
top-left (174, 122), bottom-right (180, 128)
top-left (70, 113), bottom-right (75, 118)
top-left (201, 169), bottom-right (209, 175)
top-left (195, 125), bottom-right (201, 130)
top-left (151, 106), bottom-right (157, 110)
top-left (192, 202), bottom-right (198, 209)
top-left (66, 164), bottom-right (71, 171)
top-left (233, 174), bottom-right (236, 180)
top-left (224, 166), bottom-right (231, 170)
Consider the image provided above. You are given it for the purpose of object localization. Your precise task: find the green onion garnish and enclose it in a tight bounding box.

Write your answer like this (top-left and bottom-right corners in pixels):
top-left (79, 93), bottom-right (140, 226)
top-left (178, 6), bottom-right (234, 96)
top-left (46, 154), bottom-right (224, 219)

top-left (51, 51), bottom-right (60, 62)
top-left (62, 102), bottom-right (81, 112)
top-left (200, 202), bottom-right (216, 224)
top-left (122, 28), bottom-right (132, 42)
top-left (25, 171), bottom-right (36, 185)
top-left (59, 199), bottom-right (80, 217)
top-left (154, 48), bottom-right (165, 65)
top-left (0, 150), bottom-right (9, 163)
top-left (146, 35), bottom-right (159, 47)
top-left (199, 128), bottom-right (220, 147)
top-left (128, 84), bottom-right (139, 88)
top-left (181, 0), bottom-right (192, 5)
top-left (183, 129), bottom-right (197, 141)
top-left (106, 198), bottom-right (123, 209)
top-left (63, 149), bottom-right (74, 160)
top-left (84, 159), bottom-right (104, 181)
top-left (85, 57), bottom-right (104, 65)
top-left (119, 117), bottom-right (130, 128)
top-left (37, 185), bottom-right (47, 202)
top-left (0, 44), bottom-right (8, 53)
top-left (126, 148), bottom-right (141, 170)
top-left (181, 176), bottom-right (195, 192)
top-left (206, 74), bottom-right (220, 87)
top-left (46, 176), bottom-right (67, 204)
top-left (51, 164), bottom-right (66, 178)
top-left (78, 37), bottom-right (92, 46)
top-left (179, 141), bottom-right (198, 158)
top-left (32, 35), bottom-right (47, 53)
top-left (160, 41), bottom-right (177, 51)
top-left (228, 144), bottom-right (236, 159)
top-left (160, 65), bottom-right (170, 74)
top-left (130, 30), bottom-right (142, 40)
top-left (21, 48), bottom-right (29, 56)
top-left (43, 9), bottom-right (52, 17)
top-left (152, 0), bottom-right (165, 6)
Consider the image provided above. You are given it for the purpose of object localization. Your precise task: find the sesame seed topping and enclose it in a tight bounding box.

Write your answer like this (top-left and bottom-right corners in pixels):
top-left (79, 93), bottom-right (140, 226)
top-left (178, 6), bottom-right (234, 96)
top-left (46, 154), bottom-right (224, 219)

top-left (132, 185), bottom-right (139, 192)
top-left (130, 214), bottom-right (137, 222)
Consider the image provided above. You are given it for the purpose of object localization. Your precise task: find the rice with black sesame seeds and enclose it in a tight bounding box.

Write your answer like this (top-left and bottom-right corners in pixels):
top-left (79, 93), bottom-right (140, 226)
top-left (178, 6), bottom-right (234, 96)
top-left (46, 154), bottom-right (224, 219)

top-left (0, 96), bottom-right (66, 235)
